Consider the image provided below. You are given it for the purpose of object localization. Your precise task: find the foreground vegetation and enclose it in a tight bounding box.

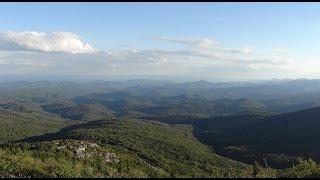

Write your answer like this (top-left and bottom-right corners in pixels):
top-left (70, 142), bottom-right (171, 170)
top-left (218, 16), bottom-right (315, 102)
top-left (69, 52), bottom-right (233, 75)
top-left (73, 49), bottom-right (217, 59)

top-left (13, 119), bottom-right (252, 178)
top-left (0, 118), bottom-right (319, 178)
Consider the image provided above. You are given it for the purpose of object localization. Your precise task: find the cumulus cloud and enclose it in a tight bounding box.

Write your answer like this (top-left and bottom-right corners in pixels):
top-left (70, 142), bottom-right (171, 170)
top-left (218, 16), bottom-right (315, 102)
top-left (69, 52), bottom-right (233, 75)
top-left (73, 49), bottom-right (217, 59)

top-left (0, 31), bottom-right (96, 54)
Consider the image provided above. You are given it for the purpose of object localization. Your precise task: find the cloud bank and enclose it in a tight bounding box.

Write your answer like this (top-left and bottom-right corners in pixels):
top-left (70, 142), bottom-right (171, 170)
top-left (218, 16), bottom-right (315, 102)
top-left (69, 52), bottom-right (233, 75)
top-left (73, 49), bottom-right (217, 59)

top-left (0, 31), bottom-right (297, 79)
top-left (157, 36), bottom-right (294, 70)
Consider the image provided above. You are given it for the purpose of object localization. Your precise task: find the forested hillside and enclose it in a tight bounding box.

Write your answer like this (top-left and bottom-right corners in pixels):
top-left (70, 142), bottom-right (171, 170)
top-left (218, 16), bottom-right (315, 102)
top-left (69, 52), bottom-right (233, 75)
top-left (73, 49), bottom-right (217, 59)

top-left (0, 119), bottom-right (254, 178)
top-left (143, 107), bottom-right (320, 169)
top-left (0, 109), bottom-right (75, 143)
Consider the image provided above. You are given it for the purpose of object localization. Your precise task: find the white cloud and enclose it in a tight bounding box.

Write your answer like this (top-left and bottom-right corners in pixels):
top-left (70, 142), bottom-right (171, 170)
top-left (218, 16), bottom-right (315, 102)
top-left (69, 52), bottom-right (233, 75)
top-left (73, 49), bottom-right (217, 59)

top-left (157, 36), bottom-right (295, 70)
top-left (158, 36), bottom-right (217, 49)
top-left (0, 31), bottom-right (96, 54)
top-left (0, 31), bottom-right (298, 79)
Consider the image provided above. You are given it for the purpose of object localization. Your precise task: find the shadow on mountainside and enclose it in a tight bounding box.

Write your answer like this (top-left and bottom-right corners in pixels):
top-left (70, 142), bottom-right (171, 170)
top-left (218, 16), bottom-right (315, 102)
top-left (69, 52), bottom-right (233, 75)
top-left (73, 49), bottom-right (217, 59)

top-left (17, 119), bottom-right (119, 143)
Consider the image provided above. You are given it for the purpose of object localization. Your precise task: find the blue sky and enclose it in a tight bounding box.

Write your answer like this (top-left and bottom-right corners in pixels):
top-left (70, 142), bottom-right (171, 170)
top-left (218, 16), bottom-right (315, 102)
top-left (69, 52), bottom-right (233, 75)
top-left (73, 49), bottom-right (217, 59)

top-left (0, 3), bottom-right (319, 81)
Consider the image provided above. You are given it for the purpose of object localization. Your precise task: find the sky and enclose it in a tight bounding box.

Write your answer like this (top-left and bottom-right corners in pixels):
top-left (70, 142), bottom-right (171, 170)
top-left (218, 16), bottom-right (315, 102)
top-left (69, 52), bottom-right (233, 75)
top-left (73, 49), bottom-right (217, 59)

top-left (0, 2), bottom-right (320, 81)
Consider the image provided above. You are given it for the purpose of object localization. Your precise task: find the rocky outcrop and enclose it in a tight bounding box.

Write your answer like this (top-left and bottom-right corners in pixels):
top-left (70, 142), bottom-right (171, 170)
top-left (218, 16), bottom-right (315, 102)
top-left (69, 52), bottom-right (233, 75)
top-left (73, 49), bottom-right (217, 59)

top-left (54, 140), bottom-right (120, 163)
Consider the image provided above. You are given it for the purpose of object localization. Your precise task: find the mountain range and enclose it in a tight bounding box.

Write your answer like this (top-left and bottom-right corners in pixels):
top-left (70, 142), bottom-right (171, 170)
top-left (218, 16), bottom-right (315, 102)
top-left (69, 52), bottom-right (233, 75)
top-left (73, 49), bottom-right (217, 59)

top-left (1, 79), bottom-right (320, 177)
